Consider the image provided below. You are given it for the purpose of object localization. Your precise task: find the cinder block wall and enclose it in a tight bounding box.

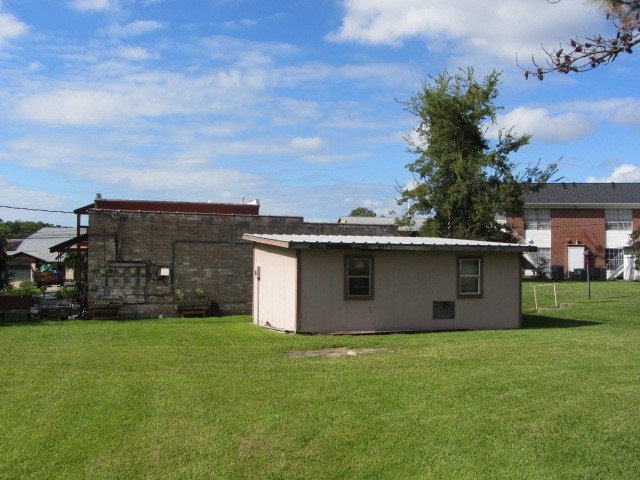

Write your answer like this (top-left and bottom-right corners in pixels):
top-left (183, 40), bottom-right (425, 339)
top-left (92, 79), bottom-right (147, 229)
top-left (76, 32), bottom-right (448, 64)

top-left (87, 211), bottom-right (398, 318)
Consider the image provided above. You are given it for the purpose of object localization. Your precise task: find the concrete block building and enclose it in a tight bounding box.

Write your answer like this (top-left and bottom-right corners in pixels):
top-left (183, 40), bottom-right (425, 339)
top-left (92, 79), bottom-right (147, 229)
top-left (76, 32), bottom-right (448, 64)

top-left (72, 197), bottom-right (399, 319)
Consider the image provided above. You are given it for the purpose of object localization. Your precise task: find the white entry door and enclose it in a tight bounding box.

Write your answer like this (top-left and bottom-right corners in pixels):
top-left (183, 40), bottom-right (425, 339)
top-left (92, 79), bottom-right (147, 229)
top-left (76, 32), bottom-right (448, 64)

top-left (567, 245), bottom-right (586, 273)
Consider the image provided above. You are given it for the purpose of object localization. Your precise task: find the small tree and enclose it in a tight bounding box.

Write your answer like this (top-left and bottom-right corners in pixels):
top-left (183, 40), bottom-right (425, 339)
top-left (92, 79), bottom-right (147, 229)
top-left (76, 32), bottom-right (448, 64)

top-left (349, 207), bottom-right (377, 217)
top-left (398, 68), bottom-right (558, 241)
top-left (630, 226), bottom-right (640, 270)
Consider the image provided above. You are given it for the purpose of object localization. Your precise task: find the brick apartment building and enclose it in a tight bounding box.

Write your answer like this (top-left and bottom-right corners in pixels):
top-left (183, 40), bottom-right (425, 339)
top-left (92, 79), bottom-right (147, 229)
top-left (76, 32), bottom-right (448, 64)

top-left (508, 183), bottom-right (640, 280)
top-left (71, 197), bottom-right (399, 319)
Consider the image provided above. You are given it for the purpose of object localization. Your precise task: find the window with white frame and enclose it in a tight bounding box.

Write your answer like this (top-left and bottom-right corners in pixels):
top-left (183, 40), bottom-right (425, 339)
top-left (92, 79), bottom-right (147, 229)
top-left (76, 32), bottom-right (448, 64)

top-left (605, 209), bottom-right (632, 231)
top-left (458, 257), bottom-right (482, 296)
top-left (345, 256), bottom-right (373, 298)
top-left (524, 209), bottom-right (551, 230)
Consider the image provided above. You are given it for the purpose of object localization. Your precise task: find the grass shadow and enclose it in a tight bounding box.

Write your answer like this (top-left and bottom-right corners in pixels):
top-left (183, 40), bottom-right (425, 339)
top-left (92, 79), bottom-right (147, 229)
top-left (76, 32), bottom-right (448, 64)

top-left (522, 313), bottom-right (601, 329)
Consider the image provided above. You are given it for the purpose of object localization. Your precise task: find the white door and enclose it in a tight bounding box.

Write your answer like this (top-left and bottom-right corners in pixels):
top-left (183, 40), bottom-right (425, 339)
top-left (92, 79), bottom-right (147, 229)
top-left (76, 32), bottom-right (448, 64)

top-left (568, 245), bottom-right (585, 272)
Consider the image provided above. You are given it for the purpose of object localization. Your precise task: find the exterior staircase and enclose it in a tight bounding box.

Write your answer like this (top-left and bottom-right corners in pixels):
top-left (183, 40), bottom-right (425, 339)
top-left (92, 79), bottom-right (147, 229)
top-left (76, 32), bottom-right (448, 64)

top-left (606, 250), bottom-right (625, 280)
top-left (523, 251), bottom-right (550, 279)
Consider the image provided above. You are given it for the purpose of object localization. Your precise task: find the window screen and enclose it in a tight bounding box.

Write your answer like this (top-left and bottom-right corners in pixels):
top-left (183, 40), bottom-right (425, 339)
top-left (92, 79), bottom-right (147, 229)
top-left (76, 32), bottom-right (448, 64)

top-left (345, 257), bottom-right (373, 298)
top-left (459, 258), bottom-right (481, 296)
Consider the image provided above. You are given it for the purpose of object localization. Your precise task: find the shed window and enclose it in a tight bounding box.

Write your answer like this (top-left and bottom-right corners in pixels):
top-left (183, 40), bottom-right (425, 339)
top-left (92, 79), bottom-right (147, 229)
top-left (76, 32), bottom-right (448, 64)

top-left (458, 258), bottom-right (482, 296)
top-left (345, 256), bottom-right (373, 298)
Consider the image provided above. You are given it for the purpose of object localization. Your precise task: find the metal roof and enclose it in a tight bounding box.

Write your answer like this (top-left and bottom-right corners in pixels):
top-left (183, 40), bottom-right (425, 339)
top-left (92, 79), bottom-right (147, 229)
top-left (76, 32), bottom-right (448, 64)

top-left (74, 198), bottom-right (260, 215)
top-left (524, 182), bottom-right (640, 207)
top-left (242, 233), bottom-right (535, 252)
top-left (337, 216), bottom-right (427, 231)
top-left (7, 227), bottom-right (86, 263)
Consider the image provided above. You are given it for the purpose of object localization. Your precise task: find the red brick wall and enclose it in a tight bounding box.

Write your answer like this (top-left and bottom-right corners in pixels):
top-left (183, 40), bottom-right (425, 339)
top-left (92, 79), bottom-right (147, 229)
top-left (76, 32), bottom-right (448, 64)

top-left (550, 209), bottom-right (606, 270)
top-left (633, 210), bottom-right (640, 231)
top-left (506, 215), bottom-right (524, 239)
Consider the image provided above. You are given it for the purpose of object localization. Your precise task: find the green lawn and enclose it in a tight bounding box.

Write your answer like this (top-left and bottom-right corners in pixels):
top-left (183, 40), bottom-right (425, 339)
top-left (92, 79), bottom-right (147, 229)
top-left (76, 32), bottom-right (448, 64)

top-left (1, 281), bottom-right (639, 479)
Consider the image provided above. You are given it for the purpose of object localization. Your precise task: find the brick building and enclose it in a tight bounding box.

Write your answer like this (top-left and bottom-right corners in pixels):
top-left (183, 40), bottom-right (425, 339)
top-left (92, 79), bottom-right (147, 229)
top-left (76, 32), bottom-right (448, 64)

top-left (72, 197), bottom-right (399, 319)
top-left (508, 183), bottom-right (640, 280)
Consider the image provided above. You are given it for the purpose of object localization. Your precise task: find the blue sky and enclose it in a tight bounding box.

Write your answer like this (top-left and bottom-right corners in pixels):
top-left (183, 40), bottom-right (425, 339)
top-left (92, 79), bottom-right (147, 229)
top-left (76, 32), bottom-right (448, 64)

top-left (1, 0), bottom-right (639, 227)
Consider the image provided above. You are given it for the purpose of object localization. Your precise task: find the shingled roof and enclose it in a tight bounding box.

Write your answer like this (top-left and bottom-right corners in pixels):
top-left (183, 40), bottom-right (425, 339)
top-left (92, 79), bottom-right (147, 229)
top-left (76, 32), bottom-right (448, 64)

top-left (524, 183), bottom-right (640, 207)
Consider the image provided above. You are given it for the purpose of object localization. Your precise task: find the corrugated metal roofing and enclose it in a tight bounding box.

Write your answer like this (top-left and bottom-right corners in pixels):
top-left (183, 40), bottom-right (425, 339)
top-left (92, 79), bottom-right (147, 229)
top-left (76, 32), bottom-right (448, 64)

top-left (243, 233), bottom-right (535, 252)
top-left (8, 227), bottom-right (86, 263)
top-left (74, 198), bottom-right (260, 215)
top-left (524, 182), bottom-right (640, 206)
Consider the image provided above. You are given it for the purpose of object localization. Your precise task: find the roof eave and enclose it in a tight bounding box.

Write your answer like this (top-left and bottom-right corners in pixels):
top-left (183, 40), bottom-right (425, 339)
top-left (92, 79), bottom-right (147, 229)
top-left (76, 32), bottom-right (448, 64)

top-left (526, 202), bottom-right (640, 209)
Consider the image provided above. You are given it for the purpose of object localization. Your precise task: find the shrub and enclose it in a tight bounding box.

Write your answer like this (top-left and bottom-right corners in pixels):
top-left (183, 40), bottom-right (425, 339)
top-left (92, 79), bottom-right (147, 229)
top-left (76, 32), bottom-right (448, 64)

top-left (0, 282), bottom-right (44, 296)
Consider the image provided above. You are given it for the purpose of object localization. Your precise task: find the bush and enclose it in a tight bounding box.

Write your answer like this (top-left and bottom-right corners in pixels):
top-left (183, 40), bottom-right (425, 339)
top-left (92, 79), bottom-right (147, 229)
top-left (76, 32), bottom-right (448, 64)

top-left (0, 282), bottom-right (44, 296)
top-left (58, 286), bottom-right (78, 301)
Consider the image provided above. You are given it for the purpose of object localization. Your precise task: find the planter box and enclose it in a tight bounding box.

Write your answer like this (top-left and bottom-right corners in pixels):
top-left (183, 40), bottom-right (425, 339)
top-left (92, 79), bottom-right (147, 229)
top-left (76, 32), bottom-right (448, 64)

top-left (174, 300), bottom-right (210, 317)
top-left (0, 295), bottom-right (33, 321)
top-left (89, 298), bottom-right (123, 320)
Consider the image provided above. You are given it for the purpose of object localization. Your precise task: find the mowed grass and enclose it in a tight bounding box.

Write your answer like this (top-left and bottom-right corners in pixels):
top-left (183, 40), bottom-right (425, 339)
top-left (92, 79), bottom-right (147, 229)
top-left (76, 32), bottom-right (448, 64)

top-left (1, 281), bottom-right (639, 479)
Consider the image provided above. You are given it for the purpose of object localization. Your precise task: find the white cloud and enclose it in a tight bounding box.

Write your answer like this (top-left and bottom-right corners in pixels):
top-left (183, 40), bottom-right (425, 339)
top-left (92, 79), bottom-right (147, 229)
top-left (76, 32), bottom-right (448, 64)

top-left (493, 107), bottom-right (594, 143)
top-left (587, 165), bottom-right (640, 183)
top-left (0, 176), bottom-right (74, 225)
top-left (0, 12), bottom-right (28, 45)
top-left (220, 19), bottom-right (258, 29)
top-left (14, 67), bottom-right (267, 126)
top-left (80, 164), bottom-right (265, 193)
top-left (68, 0), bottom-right (117, 12)
top-left (289, 136), bottom-right (325, 151)
top-left (299, 152), bottom-right (370, 164)
top-left (116, 46), bottom-right (156, 60)
top-left (202, 35), bottom-right (297, 66)
top-left (17, 90), bottom-right (129, 125)
top-left (610, 99), bottom-right (640, 129)
top-left (328, 0), bottom-right (603, 63)
top-left (107, 20), bottom-right (165, 37)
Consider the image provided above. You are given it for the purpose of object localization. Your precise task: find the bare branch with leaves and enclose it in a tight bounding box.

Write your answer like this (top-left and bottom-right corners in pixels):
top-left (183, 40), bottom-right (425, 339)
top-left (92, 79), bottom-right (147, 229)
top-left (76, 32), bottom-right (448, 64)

top-left (520, 0), bottom-right (640, 80)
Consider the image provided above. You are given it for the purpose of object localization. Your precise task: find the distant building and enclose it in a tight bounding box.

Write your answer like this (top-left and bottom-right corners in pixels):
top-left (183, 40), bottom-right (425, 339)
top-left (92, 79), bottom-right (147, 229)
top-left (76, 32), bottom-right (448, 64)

top-left (6, 227), bottom-right (84, 287)
top-left (508, 183), bottom-right (640, 280)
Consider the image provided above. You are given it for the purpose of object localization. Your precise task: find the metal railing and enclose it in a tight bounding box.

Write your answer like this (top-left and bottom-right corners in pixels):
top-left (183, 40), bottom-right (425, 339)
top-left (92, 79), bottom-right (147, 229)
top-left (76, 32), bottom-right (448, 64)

top-left (606, 250), bottom-right (625, 280)
top-left (524, 251), bottom-right (551, 279)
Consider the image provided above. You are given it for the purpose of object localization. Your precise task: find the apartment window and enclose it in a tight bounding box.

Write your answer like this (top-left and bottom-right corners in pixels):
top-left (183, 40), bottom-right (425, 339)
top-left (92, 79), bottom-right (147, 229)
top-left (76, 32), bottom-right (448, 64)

top-left (345, 256), bottom-right (373, 298)
top-left (605, 209), bottom-right (632, 231)
top-left (524, 209), bottom-right (551, 230)
top-left (458, 257), bottom-right (482, 297)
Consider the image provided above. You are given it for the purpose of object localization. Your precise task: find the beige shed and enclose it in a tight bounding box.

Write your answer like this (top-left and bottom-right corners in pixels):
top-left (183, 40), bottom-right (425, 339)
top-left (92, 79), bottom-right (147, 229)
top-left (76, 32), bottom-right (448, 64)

top-left (242, 234), bottom-right (536, 334)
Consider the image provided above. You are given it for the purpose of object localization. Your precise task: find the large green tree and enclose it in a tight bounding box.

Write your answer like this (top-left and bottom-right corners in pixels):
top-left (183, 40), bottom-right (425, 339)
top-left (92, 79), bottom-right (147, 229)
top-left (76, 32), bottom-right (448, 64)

top-left (349, 207), bottom-right (377, 217)
top-left (398, 68), bottom-right (557, 242)
top-left (0, 220), bottom-right (53, 239)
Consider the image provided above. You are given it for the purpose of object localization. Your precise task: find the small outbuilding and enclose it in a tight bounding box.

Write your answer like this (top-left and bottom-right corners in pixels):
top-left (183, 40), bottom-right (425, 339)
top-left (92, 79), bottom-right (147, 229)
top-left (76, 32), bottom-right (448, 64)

top-left (243, 234), bottom-right (536, 334)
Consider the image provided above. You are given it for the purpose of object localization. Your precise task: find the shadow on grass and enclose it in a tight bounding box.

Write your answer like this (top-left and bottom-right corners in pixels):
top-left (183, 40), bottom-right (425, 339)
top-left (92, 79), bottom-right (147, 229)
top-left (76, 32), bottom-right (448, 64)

top-left (522, 313), bottom-right (601, 329)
